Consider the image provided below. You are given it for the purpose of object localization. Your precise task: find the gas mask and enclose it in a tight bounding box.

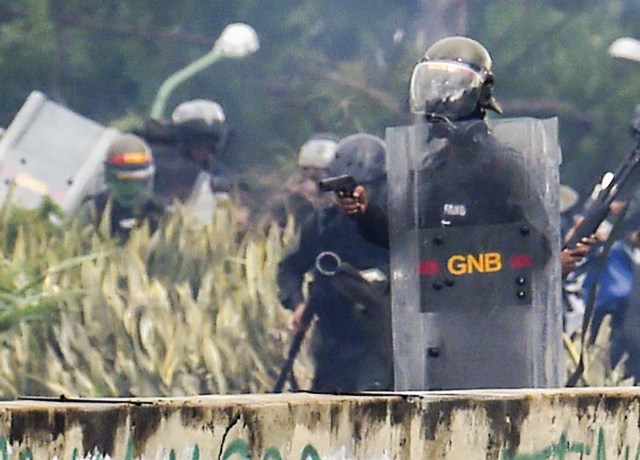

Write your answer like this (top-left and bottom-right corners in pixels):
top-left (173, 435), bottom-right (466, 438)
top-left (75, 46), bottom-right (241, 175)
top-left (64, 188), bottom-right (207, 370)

top-left (106, 162), bottom-right (155, 209)
top-left (109, 173), bottom-right (154, 209)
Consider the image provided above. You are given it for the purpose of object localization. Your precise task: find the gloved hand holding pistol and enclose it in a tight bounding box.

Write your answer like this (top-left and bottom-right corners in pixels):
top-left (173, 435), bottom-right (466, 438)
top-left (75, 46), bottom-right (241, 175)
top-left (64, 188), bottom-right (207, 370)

top-left (335, 185), bottom-right (369, 216)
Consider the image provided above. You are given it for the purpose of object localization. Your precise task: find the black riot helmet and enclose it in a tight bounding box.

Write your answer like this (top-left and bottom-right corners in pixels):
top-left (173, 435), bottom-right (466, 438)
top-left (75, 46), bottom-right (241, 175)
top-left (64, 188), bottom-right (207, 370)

top-left (171, 99), bottom-right (229, 167)
top-left (104, 134), bottom-right (155, 209)
top-left (327, 133), bottom-right (386, 184)
top-left (409, 36), bottom-right (502, 122)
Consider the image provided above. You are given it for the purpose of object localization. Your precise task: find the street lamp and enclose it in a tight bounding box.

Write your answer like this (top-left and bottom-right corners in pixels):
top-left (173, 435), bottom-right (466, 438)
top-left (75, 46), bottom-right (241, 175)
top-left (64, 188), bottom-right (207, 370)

top-left (150, 23), bottom-right (259, 120)
top-left (609, 37), bottom-right (640, 63)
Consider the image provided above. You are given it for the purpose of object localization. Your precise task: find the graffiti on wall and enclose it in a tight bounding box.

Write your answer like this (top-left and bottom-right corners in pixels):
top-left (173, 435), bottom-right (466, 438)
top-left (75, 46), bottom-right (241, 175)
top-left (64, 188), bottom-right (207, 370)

top-left (504, 427), bottom-right (640, 460)
top-left (0, 426), bottom-right (638, 459)
top-left (221, 440), bottom-right (321, 459)
top-left (0, 435), bottom-right (324, 460)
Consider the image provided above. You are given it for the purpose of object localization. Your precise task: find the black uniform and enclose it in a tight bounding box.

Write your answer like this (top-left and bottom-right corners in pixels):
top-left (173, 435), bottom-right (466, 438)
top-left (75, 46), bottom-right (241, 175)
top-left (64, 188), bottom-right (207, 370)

top-left (84, 191), bottom-right (165, 242)
top-left (134, 120), bottom-right (237, 206)
top-left (257, 191), bottom-right (316, 231)
top-left (133, 121), bottom-right (201, 205)
top-left (277, 206), bottom-right (392, 393)
top-left (356, 120), bottom-right (549, 257)
top-left (418, 124), bottom-right (532, 227)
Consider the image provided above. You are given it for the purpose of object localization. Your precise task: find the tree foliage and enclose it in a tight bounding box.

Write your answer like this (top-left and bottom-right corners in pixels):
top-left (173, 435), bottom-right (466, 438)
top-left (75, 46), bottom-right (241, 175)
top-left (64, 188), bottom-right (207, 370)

top-left (1, 0), bottom-right (640, 196)
top-left (2, 1), bottom-right (640, 394)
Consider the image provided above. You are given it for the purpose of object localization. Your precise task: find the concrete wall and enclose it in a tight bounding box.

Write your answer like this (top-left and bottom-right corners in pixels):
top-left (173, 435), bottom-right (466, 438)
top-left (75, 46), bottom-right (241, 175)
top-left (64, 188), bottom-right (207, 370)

top-left (1, 387), bottom-right (639, 459)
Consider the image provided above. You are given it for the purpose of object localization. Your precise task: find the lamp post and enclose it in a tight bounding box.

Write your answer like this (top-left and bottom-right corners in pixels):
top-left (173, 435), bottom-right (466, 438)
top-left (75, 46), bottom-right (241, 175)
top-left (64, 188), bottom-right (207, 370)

top-left (150, 23), bottom-right (259, 120)
top-left (609, 37), bottom-right (640, 63)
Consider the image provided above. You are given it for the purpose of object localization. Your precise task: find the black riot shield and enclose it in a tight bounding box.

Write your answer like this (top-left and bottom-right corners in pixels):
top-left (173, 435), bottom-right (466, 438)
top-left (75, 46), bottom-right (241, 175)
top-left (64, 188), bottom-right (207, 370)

top-left (386, 117), bottom-right (562, 390)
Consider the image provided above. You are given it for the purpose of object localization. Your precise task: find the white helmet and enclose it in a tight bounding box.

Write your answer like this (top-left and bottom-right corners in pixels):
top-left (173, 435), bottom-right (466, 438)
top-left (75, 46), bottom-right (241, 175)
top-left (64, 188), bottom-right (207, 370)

top-left (171, 99), bottom-right (228, 157)
top-left (560, 185), bottom-right (579, 213)
top-left (171, 99), bottom-right (226, 125)
top-left (297, 133), bottom-right (339, 169)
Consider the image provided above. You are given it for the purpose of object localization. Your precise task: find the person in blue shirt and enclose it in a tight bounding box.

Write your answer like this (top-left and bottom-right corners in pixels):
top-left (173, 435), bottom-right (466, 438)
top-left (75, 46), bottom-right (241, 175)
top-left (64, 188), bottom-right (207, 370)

top-left (584, 228), bottom-right (639, 370)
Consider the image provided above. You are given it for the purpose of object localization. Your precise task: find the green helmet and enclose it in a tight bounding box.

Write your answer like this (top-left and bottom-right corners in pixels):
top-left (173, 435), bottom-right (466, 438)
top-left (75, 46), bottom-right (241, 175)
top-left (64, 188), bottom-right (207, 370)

top-left (424, 36), bottom-right (493, 71)
top-left (104, 134), bottom-right (155, 208)
top-left (410, 36), bottom-right (502, 119)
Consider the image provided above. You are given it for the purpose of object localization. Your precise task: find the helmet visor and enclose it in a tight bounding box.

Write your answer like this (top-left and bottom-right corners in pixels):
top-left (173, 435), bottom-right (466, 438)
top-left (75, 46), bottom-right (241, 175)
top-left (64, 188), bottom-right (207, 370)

top-left (409, 60), bottom-right (487, 119)
top-left (111, 165), bottom-right (155, 181)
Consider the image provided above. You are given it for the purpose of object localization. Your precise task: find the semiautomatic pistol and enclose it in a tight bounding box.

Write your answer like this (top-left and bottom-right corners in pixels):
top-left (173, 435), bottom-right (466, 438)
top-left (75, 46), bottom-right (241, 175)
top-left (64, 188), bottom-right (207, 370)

top-left (318, 174), bottom-right (358, 198)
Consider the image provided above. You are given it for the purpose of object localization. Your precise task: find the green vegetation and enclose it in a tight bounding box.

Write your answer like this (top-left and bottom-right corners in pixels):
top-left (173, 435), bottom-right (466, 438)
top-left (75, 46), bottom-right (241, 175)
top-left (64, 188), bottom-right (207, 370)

top-left (3, 1), bottom-right (640, 189)
top-left (0, 196), bottom-right (623, 396)
top-left (565, 318), bottom-right (634, 387)
top-left (0, 0), bottom-right (637, 395)
top-left (0, 200), bottom-right (312, 397)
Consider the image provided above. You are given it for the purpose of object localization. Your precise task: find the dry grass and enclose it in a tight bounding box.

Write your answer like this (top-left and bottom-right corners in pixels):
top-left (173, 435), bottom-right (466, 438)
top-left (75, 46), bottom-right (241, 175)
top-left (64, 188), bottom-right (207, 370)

top-left (0, 200), bottom-right (312, 397)
top-left (0, 196), bottom-right (631, 396)
top-left (564, 317), bottom-right (635, 387)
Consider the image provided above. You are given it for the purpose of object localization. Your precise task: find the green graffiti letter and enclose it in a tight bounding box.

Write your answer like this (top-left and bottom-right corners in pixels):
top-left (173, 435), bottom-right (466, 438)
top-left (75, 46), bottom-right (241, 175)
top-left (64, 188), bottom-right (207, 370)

top-left (0, 436), bottom-right (8, 460)
top-left (125, 434), bottom-right (134, 460)
top-left (596, 427), bottom-right (606, 460)
top-left (300, 445), bottom-right (321, 460)
top-left (222, 439), bottom-right (251, 460)
top-left (262, 447), bottom-right (282, 460)
top-left (18, 448), bottom-right (33, 460)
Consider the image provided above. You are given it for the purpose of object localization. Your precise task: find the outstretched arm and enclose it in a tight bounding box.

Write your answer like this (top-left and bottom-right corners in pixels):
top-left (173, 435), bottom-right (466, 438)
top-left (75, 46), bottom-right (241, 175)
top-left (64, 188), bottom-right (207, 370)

top-left (336, 185), bottom-right (390, 249)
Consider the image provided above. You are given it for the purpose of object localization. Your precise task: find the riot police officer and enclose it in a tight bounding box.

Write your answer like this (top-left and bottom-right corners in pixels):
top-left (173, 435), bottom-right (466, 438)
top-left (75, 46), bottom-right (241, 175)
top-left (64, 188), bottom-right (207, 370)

top-left (277, 133), bottom-right (392, 393)
top-left (134, 99), bottom-right (232, 206)
top-left (340, 36), bottom-right (545, 240)
top-left (338, 36), bottom-right (562, 390)
top-left (257, 133), bottom-right (339, 230)
top-left (82, 133), bottom-right (165, 242)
